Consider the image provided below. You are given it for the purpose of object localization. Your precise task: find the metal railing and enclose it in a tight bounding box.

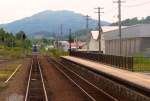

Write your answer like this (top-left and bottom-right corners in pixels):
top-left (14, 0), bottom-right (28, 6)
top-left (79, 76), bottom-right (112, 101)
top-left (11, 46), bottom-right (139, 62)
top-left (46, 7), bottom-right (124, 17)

top-left (70, 51), bottom-right (134, 71)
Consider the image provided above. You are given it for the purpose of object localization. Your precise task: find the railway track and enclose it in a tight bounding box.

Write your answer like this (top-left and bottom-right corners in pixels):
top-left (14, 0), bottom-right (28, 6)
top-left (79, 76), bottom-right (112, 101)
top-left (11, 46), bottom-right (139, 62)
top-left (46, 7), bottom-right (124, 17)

top-left (25, 56), bottom-right (48, 101)
top-left (47, 57), bottom-right (118, 101)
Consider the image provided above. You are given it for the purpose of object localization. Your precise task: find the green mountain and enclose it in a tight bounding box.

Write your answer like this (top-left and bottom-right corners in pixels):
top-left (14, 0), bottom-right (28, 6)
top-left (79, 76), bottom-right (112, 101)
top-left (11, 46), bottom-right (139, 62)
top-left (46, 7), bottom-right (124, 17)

top-left (0, 10), bottom-right (109, 37)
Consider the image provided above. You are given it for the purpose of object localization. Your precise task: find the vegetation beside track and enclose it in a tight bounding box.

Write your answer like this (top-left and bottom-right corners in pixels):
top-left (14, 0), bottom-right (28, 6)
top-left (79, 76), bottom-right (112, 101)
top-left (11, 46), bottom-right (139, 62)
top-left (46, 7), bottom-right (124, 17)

top-left (133, 57), bottom-right (150, 72)
top-left (0, 46), bottom-right (32, 59)
top-left (133, 54), bottom-right (150, 72)
top-left (37, 40), bottom-right (69, 57)
top-left (47, 49), bottom-right (69, 57)
top-left (0, 28), bottom-right (32, 59)
top-left (0, 60), bottom-right (22, 89)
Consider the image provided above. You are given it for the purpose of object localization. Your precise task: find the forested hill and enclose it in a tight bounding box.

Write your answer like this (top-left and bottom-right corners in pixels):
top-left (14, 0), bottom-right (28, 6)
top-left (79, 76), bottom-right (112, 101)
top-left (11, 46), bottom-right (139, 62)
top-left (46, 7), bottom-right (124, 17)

top-left (0, 10), bottom-right (109, 37)
top-left (111, 16), bottom-right (150, 26)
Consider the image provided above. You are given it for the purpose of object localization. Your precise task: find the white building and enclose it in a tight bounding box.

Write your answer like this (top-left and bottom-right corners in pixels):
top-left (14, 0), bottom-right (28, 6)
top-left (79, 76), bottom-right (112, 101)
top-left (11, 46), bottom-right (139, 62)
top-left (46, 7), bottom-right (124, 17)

top-left (89, 26), bottom-right (119, 53)
top-left (54, 41), bottom-right (69, 52)
top-left (89, 31), bottom-right (105, 52)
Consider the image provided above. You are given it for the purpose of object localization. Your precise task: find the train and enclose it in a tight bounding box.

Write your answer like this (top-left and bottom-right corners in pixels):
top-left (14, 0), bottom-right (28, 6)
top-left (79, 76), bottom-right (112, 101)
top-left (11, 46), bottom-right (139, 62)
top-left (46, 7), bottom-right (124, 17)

top-left (32, 44), bottom-right (38, 52)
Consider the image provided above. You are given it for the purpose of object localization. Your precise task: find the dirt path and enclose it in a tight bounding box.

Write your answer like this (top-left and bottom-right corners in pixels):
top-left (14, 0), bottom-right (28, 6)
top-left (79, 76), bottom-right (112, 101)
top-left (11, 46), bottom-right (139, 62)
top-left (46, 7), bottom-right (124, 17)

top-left (40, 56), bottom-right (88, 101)
top-left (0, 58), bottom-right (31, 101)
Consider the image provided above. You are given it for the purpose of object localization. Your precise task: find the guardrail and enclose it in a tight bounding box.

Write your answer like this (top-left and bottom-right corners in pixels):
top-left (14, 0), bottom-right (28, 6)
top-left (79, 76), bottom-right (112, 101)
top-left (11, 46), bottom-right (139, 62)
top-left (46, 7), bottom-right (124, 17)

top-left (70, 51), bottom-right (134, 71)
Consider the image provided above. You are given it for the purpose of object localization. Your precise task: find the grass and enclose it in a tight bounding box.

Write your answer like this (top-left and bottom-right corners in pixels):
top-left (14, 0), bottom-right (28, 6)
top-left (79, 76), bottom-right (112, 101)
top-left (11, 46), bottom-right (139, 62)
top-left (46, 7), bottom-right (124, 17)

top-left (0, 71), bottom-right (11, 91)
top-left (133, 57), bottom-right (150, 71)
top-left (0, 82), bottom-right (8, 91)
top-left (0, 45), bottom-right (32, 59)
top-left (0, 71), bottom-right (12, 78)
top-left (48, 49), bottom-right (69, 57)
top-left (0, 60), bottom-right (22, 92)
top-left (38, 46), bottom-right (69, 57)
top-left (133, 53), bottom-right (150, 72)
top-left (0, 60), bottom-right (22, 81)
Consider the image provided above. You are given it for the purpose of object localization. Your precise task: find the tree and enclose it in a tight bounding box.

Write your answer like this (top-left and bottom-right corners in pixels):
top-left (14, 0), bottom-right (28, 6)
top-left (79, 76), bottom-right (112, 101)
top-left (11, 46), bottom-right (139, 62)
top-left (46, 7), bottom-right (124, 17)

top-left (0, 28), bottom-right (6, 43)
top-left (111, 16), bottom-right (150, 26)
top-left (16, 31), bottom-right (27, 40)
top-left (0, 28), bottom-right (31, 57)
top-left (0, 28), bottom-right (16, 47)
top-left (68, 33), bottom-right (74, 43)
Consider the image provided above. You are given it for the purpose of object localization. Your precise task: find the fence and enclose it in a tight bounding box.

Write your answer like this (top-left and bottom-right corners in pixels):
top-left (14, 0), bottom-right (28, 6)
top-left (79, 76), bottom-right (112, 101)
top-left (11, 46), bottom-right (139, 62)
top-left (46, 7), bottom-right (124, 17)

top-left (70, 51), bottom-right (134, 71)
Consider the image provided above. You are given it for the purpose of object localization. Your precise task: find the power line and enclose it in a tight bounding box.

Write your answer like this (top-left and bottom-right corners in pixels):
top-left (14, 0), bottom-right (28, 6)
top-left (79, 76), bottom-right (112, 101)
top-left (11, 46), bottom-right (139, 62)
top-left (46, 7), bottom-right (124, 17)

top-left (103, 7), bottom-right (117, 15)
top-left (123, 0), bottom-right (150, 7)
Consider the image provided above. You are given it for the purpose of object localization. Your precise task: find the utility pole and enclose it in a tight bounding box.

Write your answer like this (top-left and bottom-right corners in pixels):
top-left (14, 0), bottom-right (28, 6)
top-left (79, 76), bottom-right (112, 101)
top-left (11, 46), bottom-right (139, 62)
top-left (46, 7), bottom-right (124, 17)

top-left (53, 32), bottom-right (57, 48)
top-left (69, 28), bottom-right (72, 53)
top-left (75, 32), bottom-right (78, 50)
top-left (85, 15), bottom-right (90, 30)
top-left (85, 15), bottom-right (90, 51)
top-left (95, 7), bottom-right (104, 53)
top-left (56, 32), bottom-right (59, 49)
top-left (60, 24), bottom-right (63, 41)
top-left (113, 0), bottom-right (125, 56)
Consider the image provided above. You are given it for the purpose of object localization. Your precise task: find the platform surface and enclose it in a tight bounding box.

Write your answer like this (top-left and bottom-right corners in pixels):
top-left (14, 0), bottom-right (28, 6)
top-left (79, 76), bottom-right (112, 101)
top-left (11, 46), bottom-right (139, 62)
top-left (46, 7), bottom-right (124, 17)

top-left (62, 56), bottom-right (150, 90)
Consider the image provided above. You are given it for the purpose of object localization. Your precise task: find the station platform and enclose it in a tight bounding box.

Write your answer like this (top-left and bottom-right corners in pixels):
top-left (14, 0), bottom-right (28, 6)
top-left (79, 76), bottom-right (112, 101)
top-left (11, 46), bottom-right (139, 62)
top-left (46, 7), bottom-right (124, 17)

top-left (61, 56), bottom-right (150, 91)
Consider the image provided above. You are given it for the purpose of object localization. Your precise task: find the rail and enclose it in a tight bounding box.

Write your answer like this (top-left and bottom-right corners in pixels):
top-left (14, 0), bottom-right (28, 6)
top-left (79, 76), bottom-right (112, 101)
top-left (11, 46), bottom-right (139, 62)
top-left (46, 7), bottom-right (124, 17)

top-left (25, 56), bottom-right (48, 101)
top-left (47, 57), bottom-right (118, 101)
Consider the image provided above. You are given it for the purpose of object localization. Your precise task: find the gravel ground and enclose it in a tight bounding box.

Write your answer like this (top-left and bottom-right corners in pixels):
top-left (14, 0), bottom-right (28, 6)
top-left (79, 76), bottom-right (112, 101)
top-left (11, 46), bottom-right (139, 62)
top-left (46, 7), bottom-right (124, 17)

top-left (0, 61), bottom-right (10, 69)
top-left (0, 58), bottom-right (31, 101)
top-left (0, 59), bottom-right (18, 69)
top-left (0, 60), bottom-right (8, 64)
top-left (40, 56), bottom-right (88, 101)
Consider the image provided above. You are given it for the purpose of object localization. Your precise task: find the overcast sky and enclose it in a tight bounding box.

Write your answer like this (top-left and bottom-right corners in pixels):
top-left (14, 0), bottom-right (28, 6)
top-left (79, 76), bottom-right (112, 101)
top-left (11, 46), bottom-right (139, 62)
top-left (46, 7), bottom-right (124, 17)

top-left (0, 0), bottom-right (150, 24)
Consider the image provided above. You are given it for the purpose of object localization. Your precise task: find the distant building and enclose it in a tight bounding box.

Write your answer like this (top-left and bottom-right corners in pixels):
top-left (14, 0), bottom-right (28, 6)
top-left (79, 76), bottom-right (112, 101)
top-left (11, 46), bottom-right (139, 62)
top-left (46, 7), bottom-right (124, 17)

top-left (54, 41), bottom-right (69, 51)
top-left (89, 31), bottom-right (105, 52)
top-left (89, 24), bottom-right (150, 56)
top-left (54, 41), bottom-right (85, 51)
top-left (45, 45), bottom-right (54, 51)
top-left (89, 26), bottom-right (119, 53)
top-left (104, 24), bottom-right (150, 56)
top-left (71, 41), bottom-right (86, 49)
